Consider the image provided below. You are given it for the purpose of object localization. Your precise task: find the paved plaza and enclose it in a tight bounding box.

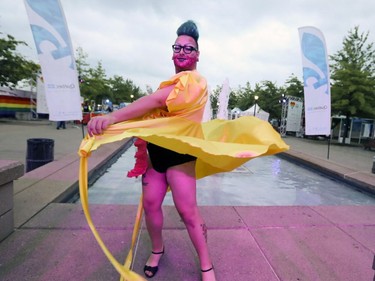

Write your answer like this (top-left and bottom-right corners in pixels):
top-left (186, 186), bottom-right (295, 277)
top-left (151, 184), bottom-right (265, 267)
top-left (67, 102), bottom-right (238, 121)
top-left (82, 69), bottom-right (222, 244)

top-left (0, 118), bottom-right (374, 281)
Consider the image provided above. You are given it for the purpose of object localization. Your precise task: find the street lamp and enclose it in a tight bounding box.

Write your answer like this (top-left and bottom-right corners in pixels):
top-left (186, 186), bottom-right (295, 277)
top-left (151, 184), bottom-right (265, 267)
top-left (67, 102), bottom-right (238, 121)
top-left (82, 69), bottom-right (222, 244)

top-left (279, 93), bottom-right (287, 104)
top-left (253, 95), bottom-right (259, 116)
top-left (130, 94), bottom-right (134, 102)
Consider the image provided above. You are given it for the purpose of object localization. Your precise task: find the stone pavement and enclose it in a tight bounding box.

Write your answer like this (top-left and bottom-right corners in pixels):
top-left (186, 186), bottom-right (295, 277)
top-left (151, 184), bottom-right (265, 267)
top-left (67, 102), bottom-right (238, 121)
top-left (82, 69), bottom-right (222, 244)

top-left (0, 119), bottom-right (374, 281)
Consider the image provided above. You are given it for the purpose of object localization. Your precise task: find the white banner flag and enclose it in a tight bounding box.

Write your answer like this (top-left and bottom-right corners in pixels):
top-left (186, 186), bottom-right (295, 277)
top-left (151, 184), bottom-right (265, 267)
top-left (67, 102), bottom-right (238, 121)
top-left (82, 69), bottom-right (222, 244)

top-left (24, 0), bottom-right (82, 121)
top-left (298, 26), bottom-right (331, 135)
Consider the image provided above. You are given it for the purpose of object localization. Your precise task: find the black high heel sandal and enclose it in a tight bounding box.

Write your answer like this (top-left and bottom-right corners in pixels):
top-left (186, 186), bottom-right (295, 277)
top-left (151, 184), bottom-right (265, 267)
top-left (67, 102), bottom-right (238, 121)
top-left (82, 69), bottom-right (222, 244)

top-left (143, 249), bottom-right (165, 278)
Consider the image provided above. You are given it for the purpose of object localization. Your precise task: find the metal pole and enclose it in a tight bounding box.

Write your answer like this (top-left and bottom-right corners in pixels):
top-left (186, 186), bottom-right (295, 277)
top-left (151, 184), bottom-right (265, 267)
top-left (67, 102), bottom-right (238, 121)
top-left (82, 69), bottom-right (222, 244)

top-left (81, 122), bottom-right (85, 138)
top-left (253, 95), bottom-right (259, 116)
top-left (327, 135), bottom-right (331, 159)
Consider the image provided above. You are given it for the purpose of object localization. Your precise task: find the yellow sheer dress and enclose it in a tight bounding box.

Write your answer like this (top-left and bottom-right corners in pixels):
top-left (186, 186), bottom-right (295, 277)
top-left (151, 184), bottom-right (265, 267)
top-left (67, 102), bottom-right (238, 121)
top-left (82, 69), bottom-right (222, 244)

top-left (78, 70), bottom-right (289, 280)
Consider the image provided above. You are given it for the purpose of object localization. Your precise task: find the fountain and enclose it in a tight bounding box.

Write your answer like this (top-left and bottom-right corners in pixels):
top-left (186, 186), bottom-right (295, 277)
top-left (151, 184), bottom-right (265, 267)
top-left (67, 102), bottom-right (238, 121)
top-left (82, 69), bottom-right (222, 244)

top-left (216, 78), bottom-right (230, 120)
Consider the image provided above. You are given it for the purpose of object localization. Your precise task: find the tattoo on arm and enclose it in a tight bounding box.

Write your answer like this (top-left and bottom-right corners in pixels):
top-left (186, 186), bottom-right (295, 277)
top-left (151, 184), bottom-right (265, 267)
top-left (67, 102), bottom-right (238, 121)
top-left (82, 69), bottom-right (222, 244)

top-left (201, 223), bottom-right (208, 242)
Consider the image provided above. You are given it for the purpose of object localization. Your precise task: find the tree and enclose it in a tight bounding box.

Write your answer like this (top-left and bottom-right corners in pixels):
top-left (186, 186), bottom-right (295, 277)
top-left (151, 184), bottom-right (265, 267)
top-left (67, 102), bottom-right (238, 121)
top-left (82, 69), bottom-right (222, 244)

top-left (209, 85), bottom-right (221, 116)
top-left (256, 81), bottom-right (285, 120)
top-left (75, 47), bottom-right (146, 108)
top-left (330, 26), bottom-right (375, 141)
top-left (75, 47), bottom-right (90, 78)
top-left (81, 61), bottom-right (112, 103)
top-left (283, 74), bottom-right (304, 98)
top-left (0, 33), bottom-right (39, 87)
top-left (109, 75), bottom-right (144, 104)
top-left (235, 82), bottom-right (254, 110)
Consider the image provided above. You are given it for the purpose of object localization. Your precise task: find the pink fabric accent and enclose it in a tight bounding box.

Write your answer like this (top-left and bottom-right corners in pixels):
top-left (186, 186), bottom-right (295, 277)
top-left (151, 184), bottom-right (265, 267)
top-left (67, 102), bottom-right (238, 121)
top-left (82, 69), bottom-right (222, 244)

top-left (127, 138), bottom-right (148, 178)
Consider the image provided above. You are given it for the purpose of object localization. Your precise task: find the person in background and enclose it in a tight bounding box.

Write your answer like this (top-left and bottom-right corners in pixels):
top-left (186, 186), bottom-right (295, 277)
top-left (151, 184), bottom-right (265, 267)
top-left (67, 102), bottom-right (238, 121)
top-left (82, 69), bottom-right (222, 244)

top-left (87, 20), bottom-right (216, 281)
top-left (82, 100), bottom-right (91, 113)
top-left (56, 120), bottom-right (66, 130)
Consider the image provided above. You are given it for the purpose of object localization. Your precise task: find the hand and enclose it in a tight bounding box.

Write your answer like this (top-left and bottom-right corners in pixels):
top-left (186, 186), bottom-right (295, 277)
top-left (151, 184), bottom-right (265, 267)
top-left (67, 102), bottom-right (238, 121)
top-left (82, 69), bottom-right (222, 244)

top-left (87, 115), bottom-right (114, 136)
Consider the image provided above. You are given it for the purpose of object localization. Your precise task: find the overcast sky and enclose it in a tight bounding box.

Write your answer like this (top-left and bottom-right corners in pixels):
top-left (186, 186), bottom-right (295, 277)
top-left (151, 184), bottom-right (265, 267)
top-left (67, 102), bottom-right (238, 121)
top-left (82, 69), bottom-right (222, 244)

top-left (1, 0), bottom-right (374, 92)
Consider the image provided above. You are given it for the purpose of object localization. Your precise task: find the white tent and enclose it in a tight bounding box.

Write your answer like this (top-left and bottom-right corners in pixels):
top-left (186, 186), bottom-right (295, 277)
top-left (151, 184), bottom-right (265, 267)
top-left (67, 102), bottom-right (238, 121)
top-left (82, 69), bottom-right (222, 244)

top-left (240, 104), bottom-right (270, 121)
top-left (230, 107), bottom-right (242, 119)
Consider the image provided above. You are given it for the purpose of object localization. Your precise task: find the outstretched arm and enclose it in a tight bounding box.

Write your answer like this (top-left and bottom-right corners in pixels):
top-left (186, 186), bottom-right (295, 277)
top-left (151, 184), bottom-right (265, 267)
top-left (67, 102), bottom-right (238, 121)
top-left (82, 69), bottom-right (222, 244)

top-left (87, 84), bottom-right (175, 136)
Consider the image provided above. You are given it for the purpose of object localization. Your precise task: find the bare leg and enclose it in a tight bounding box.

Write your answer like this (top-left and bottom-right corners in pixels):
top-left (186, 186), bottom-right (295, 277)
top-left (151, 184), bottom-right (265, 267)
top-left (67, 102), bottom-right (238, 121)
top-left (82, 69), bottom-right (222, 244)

top-left (142, 167), bottom-right (168, 274)
top-left (167, 161), bottom-right (216, 281)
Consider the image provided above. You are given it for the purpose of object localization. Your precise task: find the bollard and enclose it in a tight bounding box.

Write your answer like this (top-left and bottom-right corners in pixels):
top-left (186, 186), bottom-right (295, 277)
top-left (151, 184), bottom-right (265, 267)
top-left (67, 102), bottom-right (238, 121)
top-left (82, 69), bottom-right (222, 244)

top-left (373, 156), bottom-right (375, 174)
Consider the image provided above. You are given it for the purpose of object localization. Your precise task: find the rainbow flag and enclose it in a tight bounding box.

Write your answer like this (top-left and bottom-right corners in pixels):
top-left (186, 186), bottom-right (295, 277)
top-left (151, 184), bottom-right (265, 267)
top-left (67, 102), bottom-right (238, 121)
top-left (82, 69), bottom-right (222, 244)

top-left (0, 95), bottom-right (36, 114)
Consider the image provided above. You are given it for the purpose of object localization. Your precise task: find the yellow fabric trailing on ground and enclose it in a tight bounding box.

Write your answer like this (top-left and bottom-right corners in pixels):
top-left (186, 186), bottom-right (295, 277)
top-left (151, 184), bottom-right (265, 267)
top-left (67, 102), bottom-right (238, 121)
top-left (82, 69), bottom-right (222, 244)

top-left (79, 156), bottom-right (147, 281)
top-left (120, 195), bottom-right (144, 281)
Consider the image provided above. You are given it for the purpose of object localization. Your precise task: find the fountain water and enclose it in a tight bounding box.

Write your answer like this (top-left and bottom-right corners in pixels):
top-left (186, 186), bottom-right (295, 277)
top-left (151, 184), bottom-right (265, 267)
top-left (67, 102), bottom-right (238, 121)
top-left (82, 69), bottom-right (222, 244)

top-left (216, 78), bottom-right (230, 120)
top-left (202, 86), bottom-right (213, 122)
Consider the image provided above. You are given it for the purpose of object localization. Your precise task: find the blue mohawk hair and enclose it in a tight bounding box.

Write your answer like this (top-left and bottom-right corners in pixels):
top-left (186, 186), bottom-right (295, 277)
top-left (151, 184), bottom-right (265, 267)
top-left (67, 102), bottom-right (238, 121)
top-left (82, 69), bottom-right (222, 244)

top-left (177, 20), bottom-right (199, 44)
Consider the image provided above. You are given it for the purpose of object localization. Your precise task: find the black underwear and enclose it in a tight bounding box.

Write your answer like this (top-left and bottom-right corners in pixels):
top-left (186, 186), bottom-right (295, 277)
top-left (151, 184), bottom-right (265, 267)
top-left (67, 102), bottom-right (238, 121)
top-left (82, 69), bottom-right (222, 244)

top-left (147, 143), bottom-right (196, 173)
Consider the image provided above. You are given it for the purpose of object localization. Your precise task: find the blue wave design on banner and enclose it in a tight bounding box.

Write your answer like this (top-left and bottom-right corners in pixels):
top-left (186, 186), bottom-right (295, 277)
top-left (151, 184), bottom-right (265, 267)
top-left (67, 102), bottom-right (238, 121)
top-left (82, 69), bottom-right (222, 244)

top-left (301, 33), bottom-right (328, 94)
top-left (26, 0), bottom-right (74, 68)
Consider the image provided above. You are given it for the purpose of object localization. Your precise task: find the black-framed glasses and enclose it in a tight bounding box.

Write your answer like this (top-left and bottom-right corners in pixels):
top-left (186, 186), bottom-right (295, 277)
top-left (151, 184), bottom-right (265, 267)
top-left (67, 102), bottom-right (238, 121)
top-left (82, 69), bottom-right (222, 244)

top-left (172, 44), bottom-right (197, 54)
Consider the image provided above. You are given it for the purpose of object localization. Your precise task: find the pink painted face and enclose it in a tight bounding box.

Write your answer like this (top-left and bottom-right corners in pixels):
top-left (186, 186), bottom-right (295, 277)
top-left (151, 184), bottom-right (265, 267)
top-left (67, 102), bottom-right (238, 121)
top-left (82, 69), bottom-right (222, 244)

top-left (172, 35), bottom-right (199, 72)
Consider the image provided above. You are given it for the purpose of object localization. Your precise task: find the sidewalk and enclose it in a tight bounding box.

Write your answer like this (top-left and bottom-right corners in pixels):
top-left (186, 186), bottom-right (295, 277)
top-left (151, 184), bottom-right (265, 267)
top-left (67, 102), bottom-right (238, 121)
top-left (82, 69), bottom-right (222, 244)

top-left (0, 119), bottom-right (374, 281)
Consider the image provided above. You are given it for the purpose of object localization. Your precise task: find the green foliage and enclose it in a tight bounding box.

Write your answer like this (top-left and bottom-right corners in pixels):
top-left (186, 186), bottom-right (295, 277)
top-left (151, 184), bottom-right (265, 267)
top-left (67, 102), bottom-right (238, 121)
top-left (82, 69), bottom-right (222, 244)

top-left (255, 81), bottom-right (282, 119)
top-left (226, 78), bottom-right (303, 120)
top-left (235, 82), bottom-right (253, 110)
top-left (109, 75), bottom-right (144, 103)
top-left (75, 47), bottom-right (89, 76)
top-left (283, 74), bottom-right (304, 98)
top-left (75, 48), bottom-right (145, 105)
top-left (330, 26), bottom-right (375, 118)
top-left (209, 85), bottom-right (220, 115)
top-left (80, 61), bottom-right (112, 103)
top-left (0, 33), bottom-right (39, 87)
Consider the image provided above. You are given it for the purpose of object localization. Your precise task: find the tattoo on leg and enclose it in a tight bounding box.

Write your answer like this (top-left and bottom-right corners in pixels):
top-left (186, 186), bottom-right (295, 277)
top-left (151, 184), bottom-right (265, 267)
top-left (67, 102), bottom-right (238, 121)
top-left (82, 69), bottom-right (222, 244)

top-left (201, 223), bottom-right (208, 242)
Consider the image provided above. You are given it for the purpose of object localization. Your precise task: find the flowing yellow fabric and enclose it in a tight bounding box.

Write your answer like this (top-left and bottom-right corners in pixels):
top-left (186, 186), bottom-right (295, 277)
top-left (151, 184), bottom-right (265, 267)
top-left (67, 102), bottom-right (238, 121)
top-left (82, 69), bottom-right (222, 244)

top-left (79, 156), bottom-right (146, 281)
top-left (119, 195), bottom-right (144, 281)
top-left (79, 116), bottom-right (288, 178)
top-left (78, 70), bottom-right (289, 280)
